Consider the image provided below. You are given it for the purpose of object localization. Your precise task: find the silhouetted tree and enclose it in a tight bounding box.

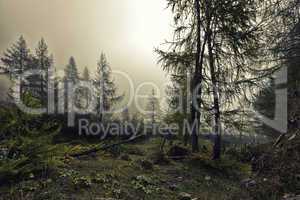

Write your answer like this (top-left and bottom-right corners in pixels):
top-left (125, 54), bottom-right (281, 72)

top-left (94, 53), bottom-right (121, 122)
top-left (1, 36), bottom-right (31, 97)
top-left (64, 56), bottom-right (79, 83)
top-left (33, 38), bottom-right (53, 105)
top-left (82, 66), bottom-right (90, 81)
top-left (146, 89), bottom-right (160, 129)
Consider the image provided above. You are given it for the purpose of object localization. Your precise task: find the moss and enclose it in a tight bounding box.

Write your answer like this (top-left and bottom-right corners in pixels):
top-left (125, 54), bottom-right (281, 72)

top-left (0, 139), bottom-right (251, 200)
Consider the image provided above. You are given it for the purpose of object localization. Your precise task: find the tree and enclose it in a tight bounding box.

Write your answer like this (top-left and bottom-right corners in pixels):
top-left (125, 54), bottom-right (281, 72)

top-left (165, 73), bottom-right (190, 145)
top-left (94, 53), bottom-right (121, 122)
top-left (64, 56), bottom-right (79, 83)
top-left (157, 0), bottom-right (206, 152)
top-left (200, 0), bottom-right (261, 159)
top-left (1, 36), bottom-right (31, 97)
top-left (146, 89), bottom-right (160, 130)
top-left (254, 17), bottom-right (300, 136)
top-left (158, 0), bottom-right (270, 156)
top-left (82, 66), bottom-right (90, 81)
top-left (1, 36), bottom-right (31, 77)
top-left (34, 38), bottom-right (53, 106)
top-left (63, 56), bottom-right (79, 113)
top-left (76, 66), bottom-right (91, 110)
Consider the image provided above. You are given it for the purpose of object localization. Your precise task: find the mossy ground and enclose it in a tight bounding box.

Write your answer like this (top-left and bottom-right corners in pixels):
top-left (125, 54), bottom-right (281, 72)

top-left (0, 138), bottom-right (252, 200)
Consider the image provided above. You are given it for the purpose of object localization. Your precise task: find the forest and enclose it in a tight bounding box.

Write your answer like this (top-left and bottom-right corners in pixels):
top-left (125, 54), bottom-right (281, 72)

top-left (0, 0), bottom-right (299, 199)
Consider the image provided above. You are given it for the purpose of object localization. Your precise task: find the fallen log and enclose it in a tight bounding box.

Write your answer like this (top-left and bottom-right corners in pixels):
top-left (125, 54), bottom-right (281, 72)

top-left (69, 134), bottom-right (145, 157)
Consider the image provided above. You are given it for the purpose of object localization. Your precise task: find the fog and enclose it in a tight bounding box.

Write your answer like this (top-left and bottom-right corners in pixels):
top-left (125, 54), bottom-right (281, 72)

top-left (0, 0), bottom-right (173, 102)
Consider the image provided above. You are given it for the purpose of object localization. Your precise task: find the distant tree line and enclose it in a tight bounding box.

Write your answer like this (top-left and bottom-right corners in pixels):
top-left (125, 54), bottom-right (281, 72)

top-left (0, 36), bottom-right (122, 129)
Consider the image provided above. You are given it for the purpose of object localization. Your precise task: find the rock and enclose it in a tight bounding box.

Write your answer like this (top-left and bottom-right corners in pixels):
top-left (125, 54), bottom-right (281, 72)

top-left (178, 192), bottom-right (192, 200)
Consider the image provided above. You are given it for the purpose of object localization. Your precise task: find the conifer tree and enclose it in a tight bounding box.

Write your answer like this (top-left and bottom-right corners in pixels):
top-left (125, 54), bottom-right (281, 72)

top-left (34, 38), bottom-right (53, 105)
top-left (94, 53), bottom-right (121, 122)
top-left (1, 36), bottom-right (31, 97)
top-left (82, 66), bottom-right (90, 81)
top-left (146, 89), bottom-right (160, 128)
top-left (64, 56), bottom-right (79, 83)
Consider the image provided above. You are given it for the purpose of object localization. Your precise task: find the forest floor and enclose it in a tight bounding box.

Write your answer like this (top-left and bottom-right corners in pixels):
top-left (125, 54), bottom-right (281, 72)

top-left (0, 138), bottom-right (253, 200)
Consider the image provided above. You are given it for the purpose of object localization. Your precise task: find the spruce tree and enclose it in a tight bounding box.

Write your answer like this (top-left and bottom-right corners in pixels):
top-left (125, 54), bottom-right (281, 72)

top-left (94, 53), bottom-right (121, 122)
top-left (82, 66), bottom-right (90, 81)
top-left (34, 38), bottom-right (53, 105)
top-left (1, 36), bottom-right (31, 97)
top-left (146, 89), bottom-right (160, 129)
top-left (64, 56), bottom-right (79, 83)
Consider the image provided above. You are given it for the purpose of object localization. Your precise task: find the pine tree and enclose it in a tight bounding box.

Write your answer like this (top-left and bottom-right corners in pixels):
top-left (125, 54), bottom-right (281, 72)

top-left (82, 66), bottom-right (90, 81)
top-left (146, 89), bottom-right (160, 128)
top-left (34, 38), bottom-right (53, 105)
top-left (77, 67), bottom-right (91, 110)
top-left (64, 56), bottom-right (79, 83)
top-left (1, 36), bottom-right (31, 97)
top-left (63, 56), bottom-right (79, 113)
top-left (1, 36), bottom-right (31, 78)
top-left (94, 53), bottom-right (121, 122)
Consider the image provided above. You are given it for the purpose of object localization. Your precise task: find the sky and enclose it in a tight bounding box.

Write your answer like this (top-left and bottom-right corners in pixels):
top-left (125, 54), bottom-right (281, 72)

top-left (0, 0), bottom-right (173, 103)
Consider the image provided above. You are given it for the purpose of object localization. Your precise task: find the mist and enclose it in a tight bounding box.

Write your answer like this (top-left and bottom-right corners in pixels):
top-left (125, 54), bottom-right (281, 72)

top-left (0, 0), bottom-right (173, 101)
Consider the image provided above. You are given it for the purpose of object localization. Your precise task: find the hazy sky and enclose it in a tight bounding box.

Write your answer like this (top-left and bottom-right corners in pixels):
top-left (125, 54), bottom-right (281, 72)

top-left (0, 0), bottom-right (173, 100)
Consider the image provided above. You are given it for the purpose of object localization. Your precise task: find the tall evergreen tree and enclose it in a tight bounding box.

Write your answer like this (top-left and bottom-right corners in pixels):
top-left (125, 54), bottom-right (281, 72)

top-left (94, 53), bottom-right (121, 122)
top-left (77, 67), bottom-right (91, 110)
top-left (1, 36), bottom-right (31, 78)
top-left (34, 38), bottom-right (53, 105)
top-left (1, 36), bottom-right (31, 97)
top-left (64, 56), bottom-right (79, 83)
top-left (82, 66), bottom-right (90, 81)
top-left (63, 56), bottom-right (79, 113)
top-left (146, 89), bottom-right (160, 129)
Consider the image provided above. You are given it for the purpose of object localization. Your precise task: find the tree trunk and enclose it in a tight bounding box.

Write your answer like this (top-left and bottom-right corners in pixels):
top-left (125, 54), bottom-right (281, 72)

top-left (207, 29), bottom-right (221, 160)
top-left (190, 0), bottom-right (203, 152)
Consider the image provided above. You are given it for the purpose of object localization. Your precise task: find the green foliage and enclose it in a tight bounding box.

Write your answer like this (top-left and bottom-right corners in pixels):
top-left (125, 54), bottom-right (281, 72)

top-left (131, 175), bottom-right (159, 194)
top-left (225, 145), bottom-right (265, 163)
top-left (190, 154), bottom-right (251, 177)
top-left (58, 169), bottom-right (92, 189)
top-left (1, 35), bottom-right (31, 77)
top-left (0, 97), bottom-right (63, 183)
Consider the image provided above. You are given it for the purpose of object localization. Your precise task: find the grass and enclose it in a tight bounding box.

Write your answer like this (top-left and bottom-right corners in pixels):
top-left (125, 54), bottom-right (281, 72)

top-left (0, 138), bottom-right (251, 200)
